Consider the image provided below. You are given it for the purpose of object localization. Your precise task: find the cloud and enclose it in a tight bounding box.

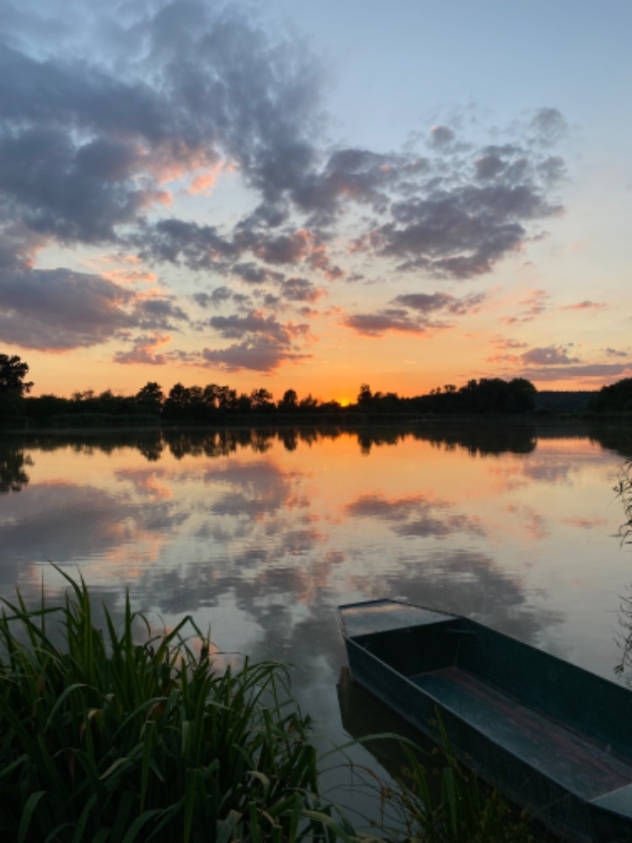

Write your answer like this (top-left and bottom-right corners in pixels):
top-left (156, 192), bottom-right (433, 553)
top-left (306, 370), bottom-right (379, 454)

top-left (208, 311), bottom-right (309, 345)
top-left (504, 289), bottom-right (548, 324)
top-left (252, 230), bottom-right (311, 265)
top-left (343, 308), bottom-right (429, 337)
top-left (280, 277), bottom-right (325, 303)
top-left (560, 300), bottom-right (606, 311)
top-left (232, 262), bottom-right (283, 285)
top-left (136, 297), bottom-right (189, 327)
top-left (354, 125), bottom-right (565, 279)
top-left (201, 337), bottom-right (311, 372)
top-left (393, 291), bottom-right (486, 315)
top-left (346, 493), bottom-right (428, 520)
top-left (494, 338), bottom-right (529, 350)
top-left (519, 363), bottom-right (632, 383)
top-left (529, 107), bottom-right (568, 146)
top-left (520, 345), bottom-right (581, 366)
top-left (114, 333), bottom-right (172, 365)
top-left (343, 289), bottom-right (484, 337)
top-left (344, 493), bottom-right (484, 539)
top-left (200, 310), bottom-right (311, 372)
top-left (429, 125), bottom-right (455, 148)
top-left (194, 287), bottom-right (232, 308)
top-left (0, 265), bottom-right (135, 349)
top-left (138, 219), bottom-right (237, 270)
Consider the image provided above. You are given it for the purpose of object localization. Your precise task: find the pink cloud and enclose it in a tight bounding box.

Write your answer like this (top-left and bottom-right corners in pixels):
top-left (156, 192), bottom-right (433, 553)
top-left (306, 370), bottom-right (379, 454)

top-left (559, 300), bottom-right (606, 311)
top-left (114, 333), bottom-right (172, 365)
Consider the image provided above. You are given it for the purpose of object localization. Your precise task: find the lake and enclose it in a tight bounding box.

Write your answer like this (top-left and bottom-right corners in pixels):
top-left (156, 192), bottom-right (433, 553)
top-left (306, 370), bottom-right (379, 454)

top-left (2, 421), bottom-right (632, 798)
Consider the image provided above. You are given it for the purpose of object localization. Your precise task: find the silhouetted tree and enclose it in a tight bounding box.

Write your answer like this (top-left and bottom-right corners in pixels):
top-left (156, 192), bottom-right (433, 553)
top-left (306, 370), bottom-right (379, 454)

top-left (357, 384), bottom-right (372, 405)
top-left (217, 386), bottom-right (237, 411)
top-left (0, 354), bottom-right (33, 420)
top-left (278, 389), bottom-right (298, 411)
top-left (588, 378), bottom-right (632, 413)
top-left (250, 388), bottom-right (274, 410)
top-left (0, 354), bottom-right (33, 396)
top-left (298, 393), bottom-right (319, 410)
top-left (136, 382), bottom-right (164, 413)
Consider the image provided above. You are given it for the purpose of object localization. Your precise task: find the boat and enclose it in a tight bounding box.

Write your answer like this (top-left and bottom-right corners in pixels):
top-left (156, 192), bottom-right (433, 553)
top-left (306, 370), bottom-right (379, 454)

top-left (339, 599), bottom-right (632, 843)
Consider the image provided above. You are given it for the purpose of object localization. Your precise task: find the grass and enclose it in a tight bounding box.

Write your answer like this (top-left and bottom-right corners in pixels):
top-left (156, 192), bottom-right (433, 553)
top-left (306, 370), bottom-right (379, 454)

top-left (0, 568), bottom-right (358, 843)
top-left (0, 570), bottom-right (540, 842)
top-left (334, 729), bottom-right (542, 843)
top-left (376, 743), bottom-right (538, 843)
top-left (615, 459), bottom-right (632, 546)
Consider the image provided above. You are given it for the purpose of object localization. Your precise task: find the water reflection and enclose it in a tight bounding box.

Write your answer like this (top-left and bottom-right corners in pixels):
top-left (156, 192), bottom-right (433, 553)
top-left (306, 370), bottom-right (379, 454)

top-left (0, 421), bottom-right (556, 469)
top-left (0, 423), bottom-right (630, 760)
top-left (0, 439), bottom-right (32, 493)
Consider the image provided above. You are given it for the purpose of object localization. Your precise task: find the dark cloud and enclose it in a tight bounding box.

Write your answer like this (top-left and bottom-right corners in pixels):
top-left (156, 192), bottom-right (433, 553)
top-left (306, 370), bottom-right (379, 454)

top-left (208, 311), bottom-right (309, 345)
top-left (519, 363), bottom-right (632, 382)
top-left (201, 337), bottom-right (311, 373)
top-left (258, 292), bottom-right (281, 310)
top-left (280, 277), bottom-right (324, 303)
top-left (138, 219), bottom-right (237, 270)
top-left (368, 179), bottom-right (561, 278)
top-left (194, 287), bottom-right (232, 308)
top-left (233, 262), bottom-right (283, 285)
top-left (521, 345), bottom-right (581, 366)
top-left (200, 310), bottom-right (311, 372)
top-left (343, 309), bottom-right (428, 337)
top-left (345, 493), bottom-right (484, 539)
top-left (0, 265), bottom-right (134, 349)
top-left (343, 289), bottom-right (484, 337)
top-left (606, 347), bottom-right (628, 358)
top-left (429, 125), bottom-right (455, 148)
top-left (252, 231), bottom-right (311, 265)
top-left (346, 493), bottom-right (427, 521)
top-left (529, 107), bottom-right (568, 146)
top-left (0, 127), bottom-right (155, 243)
top-left (137, 297), bottom-right (189, 327)
top-left (393, 291), bottom-right (485, 315)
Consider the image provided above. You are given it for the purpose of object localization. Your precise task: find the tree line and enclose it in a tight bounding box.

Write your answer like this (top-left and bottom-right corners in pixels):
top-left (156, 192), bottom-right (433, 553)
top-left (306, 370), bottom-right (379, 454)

top-left (4, 350), bottom-right (632, 427)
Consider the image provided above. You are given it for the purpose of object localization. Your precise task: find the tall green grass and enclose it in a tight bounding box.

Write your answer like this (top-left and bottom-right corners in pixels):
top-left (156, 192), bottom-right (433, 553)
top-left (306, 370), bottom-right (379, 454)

top-left (336, 736), bottom-right (540, 843)
top-left (0, 570), bottom-right (358, 842)
top-left (380, 745), bottom-right (538, 843)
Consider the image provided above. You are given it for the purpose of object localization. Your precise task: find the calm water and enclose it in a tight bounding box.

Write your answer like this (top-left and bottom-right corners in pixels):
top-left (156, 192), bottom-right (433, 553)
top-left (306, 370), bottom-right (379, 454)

top-left (2, 422), bottom-right (632, 784)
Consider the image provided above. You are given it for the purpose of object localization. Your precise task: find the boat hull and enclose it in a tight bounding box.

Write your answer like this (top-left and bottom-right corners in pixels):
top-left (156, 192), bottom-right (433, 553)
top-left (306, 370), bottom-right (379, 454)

top-left (340, 599), bottom-right (632, 843)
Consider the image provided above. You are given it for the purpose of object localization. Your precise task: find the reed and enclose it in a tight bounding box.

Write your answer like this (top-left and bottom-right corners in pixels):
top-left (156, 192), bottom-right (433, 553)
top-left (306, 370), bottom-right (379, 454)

top-left (382, 744), bottom-right (538, 843)
top-left (0, 569), bottom-right (358, 842)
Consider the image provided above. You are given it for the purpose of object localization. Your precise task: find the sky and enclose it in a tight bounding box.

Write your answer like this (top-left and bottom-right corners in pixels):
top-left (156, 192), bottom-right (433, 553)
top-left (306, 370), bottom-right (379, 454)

top-left (1, 0), bottom-right (631, 402)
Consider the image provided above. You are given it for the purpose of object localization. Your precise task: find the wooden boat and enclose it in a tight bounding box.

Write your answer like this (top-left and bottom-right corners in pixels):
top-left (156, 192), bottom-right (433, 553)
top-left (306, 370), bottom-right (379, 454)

top-left (339, 599), bottom-right (632, 843)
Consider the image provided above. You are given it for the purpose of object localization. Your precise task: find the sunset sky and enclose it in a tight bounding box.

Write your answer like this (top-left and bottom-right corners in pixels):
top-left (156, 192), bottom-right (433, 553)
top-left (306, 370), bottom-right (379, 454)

top-left (1, 0), bottom-right (631, 402)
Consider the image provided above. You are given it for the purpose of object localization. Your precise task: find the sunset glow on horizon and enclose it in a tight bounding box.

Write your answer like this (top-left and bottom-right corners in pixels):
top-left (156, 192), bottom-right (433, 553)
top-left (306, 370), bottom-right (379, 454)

top-left (1, 0), bottom-right (631, 401)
